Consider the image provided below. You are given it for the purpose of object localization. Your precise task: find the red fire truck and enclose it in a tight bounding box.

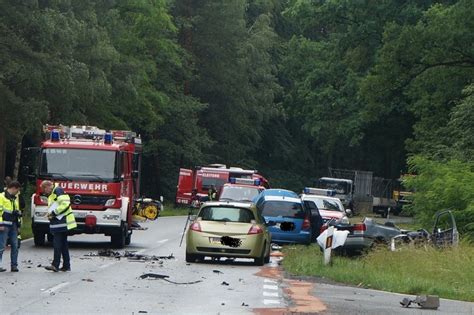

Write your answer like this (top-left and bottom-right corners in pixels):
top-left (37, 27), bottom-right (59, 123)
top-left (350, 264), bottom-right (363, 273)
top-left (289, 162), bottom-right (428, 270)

top-left (30, 125), bottom-right (161, 248)
top-left (175, 164), bottom-right (269, 205)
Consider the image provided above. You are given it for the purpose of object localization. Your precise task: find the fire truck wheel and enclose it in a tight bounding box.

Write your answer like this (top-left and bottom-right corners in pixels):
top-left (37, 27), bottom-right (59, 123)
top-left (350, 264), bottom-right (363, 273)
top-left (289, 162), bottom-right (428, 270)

top-left (111, 223), bottom-right (127, 249)
top-left (33, 231), bottom-right (46, 246)
top-left (125, 232), bottom-right (132, 246)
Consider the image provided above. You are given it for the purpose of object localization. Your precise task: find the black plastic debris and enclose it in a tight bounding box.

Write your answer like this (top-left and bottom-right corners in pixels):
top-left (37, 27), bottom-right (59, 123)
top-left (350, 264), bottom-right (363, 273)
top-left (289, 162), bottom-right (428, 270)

top-left (401, 295), bottom-right (440, 309)
top-left (138, 311), bottom-right (148, 314)
top-left (139, 273), bottom-right (202, 285)
top-left (221, 281), bottom-right (229, 286)
top-left (213, 270), bottom-right (223, 274)
top-left (241, 302), bottom-right (249, 307)
top-left (139, 274), bottom-right (169, 280)
top-left (85, 250), bottom-right (174, 261)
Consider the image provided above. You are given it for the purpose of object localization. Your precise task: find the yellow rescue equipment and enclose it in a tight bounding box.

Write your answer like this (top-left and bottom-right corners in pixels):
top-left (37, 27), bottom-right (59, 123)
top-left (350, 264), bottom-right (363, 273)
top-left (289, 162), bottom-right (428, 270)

top-left (132, 198), bottom-right (162, 223)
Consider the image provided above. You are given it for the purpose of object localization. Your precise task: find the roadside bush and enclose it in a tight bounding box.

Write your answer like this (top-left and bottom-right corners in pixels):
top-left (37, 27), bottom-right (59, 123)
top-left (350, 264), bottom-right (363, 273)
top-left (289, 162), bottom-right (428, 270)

top-left (404, 156), bottom-right (474, 239)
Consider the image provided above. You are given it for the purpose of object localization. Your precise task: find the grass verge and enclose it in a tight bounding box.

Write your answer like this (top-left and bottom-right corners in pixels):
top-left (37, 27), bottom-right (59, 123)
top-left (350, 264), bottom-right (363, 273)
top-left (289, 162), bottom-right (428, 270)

top-left (20, 214), bottom-right (33, 239)
top-left (282, 242), bottom-right (474, 302)
top-left (160, 204), bottom-right (193, 217)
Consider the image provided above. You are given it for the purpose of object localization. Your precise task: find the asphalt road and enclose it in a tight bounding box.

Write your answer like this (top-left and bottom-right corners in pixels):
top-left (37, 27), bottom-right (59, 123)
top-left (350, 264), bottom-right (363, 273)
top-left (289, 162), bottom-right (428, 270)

top-left (0, 216), bottom-right (286, 315)
top-left (1, 216), bottom-right (473, 315)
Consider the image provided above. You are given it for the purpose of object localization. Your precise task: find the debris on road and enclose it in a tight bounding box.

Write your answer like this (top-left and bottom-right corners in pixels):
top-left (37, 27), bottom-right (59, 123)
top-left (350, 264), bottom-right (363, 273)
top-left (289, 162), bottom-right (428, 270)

top-left (82, 278), bottom-right (94, 282)
top-left (139, 273), bottom-right (202, 285)
top-left (241, 302), bottom-right (249, 307)
top-left (271, 244), bottom-right (282, 250)
top-left (221, 281), bottom-right (229, 286)
top-left (401, 295), bottom-right (440, 309)
top-left (213, 270), bottom-right (223, 274)
top-left (85, 250), bottom-right (174, 261)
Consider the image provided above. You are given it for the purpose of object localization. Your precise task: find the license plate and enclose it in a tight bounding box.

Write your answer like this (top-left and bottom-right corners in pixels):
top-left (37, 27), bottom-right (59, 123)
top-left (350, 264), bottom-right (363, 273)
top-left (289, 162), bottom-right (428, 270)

top-left (209, 237), bottom-right (221, 244)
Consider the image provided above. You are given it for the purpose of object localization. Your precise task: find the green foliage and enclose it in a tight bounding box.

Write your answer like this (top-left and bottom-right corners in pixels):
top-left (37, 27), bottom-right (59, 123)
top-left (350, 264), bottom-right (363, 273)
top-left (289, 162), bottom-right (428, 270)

top-left (361, 0), bottom-right (474, 159)
top-left (1, 0), bottom-right (473, 208)
top-left (404, 156), bottom-right (474, 235)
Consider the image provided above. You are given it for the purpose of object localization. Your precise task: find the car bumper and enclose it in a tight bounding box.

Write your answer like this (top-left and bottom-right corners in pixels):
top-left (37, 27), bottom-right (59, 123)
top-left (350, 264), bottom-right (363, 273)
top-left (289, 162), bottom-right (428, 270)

top-left (341, 235), bottom-right (373, 251)
top-left (186, 231), bottom-right (266, 258)
top-left (270, 231), bottom-right (312, 244)
top-left (32, 207), bottom-right (123, 235)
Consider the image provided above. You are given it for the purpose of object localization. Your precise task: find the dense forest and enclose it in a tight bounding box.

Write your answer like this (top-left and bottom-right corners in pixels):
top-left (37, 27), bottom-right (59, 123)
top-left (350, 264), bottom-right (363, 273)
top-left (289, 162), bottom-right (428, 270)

top-left (1, 0), bottom-right (473, 229)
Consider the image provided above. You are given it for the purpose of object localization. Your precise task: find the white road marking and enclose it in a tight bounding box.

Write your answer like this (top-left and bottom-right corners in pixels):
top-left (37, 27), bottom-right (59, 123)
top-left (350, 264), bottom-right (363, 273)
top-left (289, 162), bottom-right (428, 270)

top-left (156, 239), bottom-right (169, 244)
top-left (43, 282), bottom-right (70, 294)
top-left (264, 279), bottom-right (277, 284)
top-left (263, 291), bottom-right (279, 297)
top-left (263, 284), bottom-right (278, 290)
top-left (269, 261), bottom-right (279, 267)
top-left (263, 299), bottom-right (281, 305)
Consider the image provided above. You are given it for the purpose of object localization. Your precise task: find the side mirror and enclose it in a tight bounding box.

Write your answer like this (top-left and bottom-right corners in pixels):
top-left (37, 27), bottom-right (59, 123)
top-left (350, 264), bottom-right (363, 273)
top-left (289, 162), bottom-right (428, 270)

top-left (345, 209), bottom-right (352, 216)
top-left (189, 215), bottom-right (197, 221)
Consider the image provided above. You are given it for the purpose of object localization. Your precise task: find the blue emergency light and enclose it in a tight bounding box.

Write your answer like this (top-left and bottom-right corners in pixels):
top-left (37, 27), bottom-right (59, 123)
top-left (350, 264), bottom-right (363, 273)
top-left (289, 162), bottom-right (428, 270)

top-left (104, 132), bottom-right (113, 144)
top-left (303, 187), bottom-right (337, 196)
top-left (229, 177), bottom-right (237, 184)
top-left (254, 179), bottom-right (261, 186)
top-left (51, 130), bottom-right (60, 142)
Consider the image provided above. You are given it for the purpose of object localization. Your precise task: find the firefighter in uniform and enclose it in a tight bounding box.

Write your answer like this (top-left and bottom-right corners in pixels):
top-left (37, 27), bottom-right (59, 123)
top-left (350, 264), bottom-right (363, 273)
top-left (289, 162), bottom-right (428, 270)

top-left (0, 181), bottom-right (22, 272)
top-left (41, 180), bottom-right (77, 272)
top-left (208, 185), bottom-right (217, 201)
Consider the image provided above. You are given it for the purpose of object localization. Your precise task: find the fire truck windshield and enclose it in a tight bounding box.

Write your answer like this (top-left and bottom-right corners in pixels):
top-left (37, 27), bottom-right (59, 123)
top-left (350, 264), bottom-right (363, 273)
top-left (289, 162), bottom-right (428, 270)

top-left (40, 148), bottom-right (119, 181)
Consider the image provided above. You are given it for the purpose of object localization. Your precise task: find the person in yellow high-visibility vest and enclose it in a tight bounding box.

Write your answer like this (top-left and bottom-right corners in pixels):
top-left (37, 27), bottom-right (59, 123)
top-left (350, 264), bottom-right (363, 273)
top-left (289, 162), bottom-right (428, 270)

top-left (41, 180), bottom-right (77, 272)
top-left (4, 177), bottom-right (25, 248)
top-left (0, 181), bottom-right (22, 272)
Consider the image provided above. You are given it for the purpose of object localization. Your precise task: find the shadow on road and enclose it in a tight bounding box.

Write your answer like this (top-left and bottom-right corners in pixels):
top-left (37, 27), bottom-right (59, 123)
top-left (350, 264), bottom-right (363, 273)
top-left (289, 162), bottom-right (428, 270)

top-left (192, 258), bottom-right (256, 267)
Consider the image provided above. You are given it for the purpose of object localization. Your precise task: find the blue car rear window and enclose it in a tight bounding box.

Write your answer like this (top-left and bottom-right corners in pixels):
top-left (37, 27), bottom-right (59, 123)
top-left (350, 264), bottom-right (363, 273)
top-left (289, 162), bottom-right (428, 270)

top-left (261, 201), bottom-right (305, 219)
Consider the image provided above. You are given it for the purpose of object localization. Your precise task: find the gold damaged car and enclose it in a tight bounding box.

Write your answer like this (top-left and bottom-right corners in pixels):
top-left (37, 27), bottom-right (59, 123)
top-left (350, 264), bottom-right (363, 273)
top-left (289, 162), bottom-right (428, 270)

top-left (185, 202), bottom-right (271, 265)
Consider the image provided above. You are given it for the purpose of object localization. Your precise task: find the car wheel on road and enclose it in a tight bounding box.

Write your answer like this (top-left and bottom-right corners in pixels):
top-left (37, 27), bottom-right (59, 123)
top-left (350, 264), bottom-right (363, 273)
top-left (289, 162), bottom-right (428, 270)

top-left (254, 245), bottom-right (266, 266)
top-left (264, 242), bottom-right (270, 264)
top-left (33, 231), bottom-right (45, 246)
top-left (125, 232), bottom-right (132, 246)
top-left (185, 252), bottom-right (198, 263)
top-left (111, 223), bottom-right (127, 249)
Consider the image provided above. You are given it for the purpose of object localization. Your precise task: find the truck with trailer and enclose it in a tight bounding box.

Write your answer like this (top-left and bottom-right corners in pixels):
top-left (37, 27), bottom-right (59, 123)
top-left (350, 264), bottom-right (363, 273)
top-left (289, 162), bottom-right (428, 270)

top-left (29, 125), bottom-right (161, 248)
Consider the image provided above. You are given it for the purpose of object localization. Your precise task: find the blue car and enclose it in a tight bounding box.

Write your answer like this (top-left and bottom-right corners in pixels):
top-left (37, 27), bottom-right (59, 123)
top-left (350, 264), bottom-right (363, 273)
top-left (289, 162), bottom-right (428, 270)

top-left (255, 189), bottom-right (312, 245)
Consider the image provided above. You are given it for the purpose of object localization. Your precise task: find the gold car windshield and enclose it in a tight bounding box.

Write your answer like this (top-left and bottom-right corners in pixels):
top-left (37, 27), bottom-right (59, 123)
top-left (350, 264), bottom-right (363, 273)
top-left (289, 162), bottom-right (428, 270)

top-left (199, 206), bottom-right (255, 223)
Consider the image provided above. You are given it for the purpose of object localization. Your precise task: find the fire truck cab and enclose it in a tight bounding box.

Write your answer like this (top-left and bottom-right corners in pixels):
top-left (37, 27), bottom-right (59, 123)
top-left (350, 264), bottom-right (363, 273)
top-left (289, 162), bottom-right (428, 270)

top-left (30, 125), bottom-right (154, 248)
top-left (176, 165), bottom-right (269, 205)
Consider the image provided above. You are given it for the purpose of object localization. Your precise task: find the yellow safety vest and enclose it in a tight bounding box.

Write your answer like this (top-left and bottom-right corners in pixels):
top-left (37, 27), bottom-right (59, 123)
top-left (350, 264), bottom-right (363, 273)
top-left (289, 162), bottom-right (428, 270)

top-left (0, 192), bottom-right (20, 226)
top-left (48, 185), bottom-right (77, 232)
